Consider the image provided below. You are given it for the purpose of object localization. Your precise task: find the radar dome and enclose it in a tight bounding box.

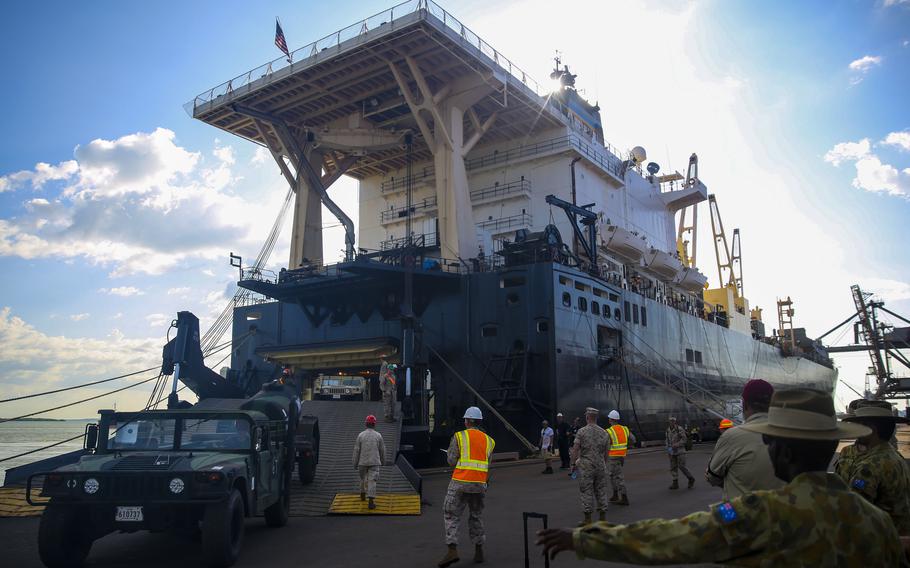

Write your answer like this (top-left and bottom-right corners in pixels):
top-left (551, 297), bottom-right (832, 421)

top-left (630, 146), bottom-right (647, 164)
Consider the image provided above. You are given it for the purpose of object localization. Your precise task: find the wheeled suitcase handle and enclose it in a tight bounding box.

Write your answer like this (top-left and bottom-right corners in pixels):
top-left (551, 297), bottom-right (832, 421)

top-left (522, 511), bottom-right (549, 568)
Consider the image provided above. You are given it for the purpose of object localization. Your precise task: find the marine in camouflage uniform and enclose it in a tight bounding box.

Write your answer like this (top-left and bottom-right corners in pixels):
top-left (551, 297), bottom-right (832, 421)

top-left (665, 417), bottom-right (694, 489)
top-left (567, 472), bottom-right (901, 566)
top-left (536, 389), bottom-right (903, 566)
top-left (839, 399), bottom-right (910, 535)
top-left (379, 360), bottom-right (396, 422)
top-left (571, 408), bottom-right (610, 523)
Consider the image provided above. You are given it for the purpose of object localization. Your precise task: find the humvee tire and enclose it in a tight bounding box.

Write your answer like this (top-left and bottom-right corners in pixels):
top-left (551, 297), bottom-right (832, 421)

top-left (264, 473), bottom-right (290, 528)
top-left (38, 504), bottom-right (93, 568)
top-left (202, 489), bottom-right (244, 568)
top-left (298, 454), bottom-right (316, 485)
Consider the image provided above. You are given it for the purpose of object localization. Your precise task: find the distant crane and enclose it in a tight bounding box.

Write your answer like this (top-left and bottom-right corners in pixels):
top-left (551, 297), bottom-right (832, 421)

top-left (707, 194), bottom-right (743, 296)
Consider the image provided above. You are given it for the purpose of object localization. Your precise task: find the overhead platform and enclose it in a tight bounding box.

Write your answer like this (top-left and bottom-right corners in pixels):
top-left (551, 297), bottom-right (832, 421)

top-left (186, 0), bottom-right (595, 180)
top-left (258, 338), bottom-right (397, 370)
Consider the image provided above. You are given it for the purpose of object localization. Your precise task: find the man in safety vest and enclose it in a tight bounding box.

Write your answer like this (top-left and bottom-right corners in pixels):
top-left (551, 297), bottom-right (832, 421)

top-left (605, 410), bottom-right (636, 506)
top-left (439, 406), bottom-right (496, 567)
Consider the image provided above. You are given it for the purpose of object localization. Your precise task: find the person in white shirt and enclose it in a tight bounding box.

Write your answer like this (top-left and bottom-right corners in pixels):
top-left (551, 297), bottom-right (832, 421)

top-left (353, 414), bottom-right (386, 510)
top-left (540, 420), bottom-right (555, 474)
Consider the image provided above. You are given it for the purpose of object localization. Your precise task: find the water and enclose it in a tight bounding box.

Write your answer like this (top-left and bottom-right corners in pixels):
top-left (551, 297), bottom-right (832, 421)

top-left (0, 420), bottom-right (92, 485)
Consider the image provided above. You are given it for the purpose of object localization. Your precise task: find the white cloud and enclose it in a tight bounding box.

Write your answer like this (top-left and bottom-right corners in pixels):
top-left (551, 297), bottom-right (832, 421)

top-left (0, 307), bottom-right (162, 418)
top-left (825, 137), bottom-right (910, 198)
top-left (167, 286), bottom-right (191, 296)
top-left (859, 278), bottom-right (910, 302)
top-left (848, 55), bottom-right (883, 72)
top-left (0, 129), bottom-right (281, 276)
top-left (69, 313), bottom-right (90, 321)
top-left (251, 146), bottom-right (270, 165)
top-left (883, 131), bottom-right (910, 151)
top-left (145, 313), bottom-right (171, 328)
top-left (824, 139), bottom-right (871, 166)
top-left (0, 160), bottom-right (78, 193)
top-left (884, 0), bottom-right (909, 7)
top-left (112, 312), bottom-right (123, 320)
top-left (99, 286), bottom-right (143, 297)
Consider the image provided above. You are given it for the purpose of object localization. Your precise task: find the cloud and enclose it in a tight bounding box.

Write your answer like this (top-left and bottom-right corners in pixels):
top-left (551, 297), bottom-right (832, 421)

top-left (99, 286), bottom-right (143, 297)
top-left (848, 55), bottom-right (883, 72)
top-left (859, 278), bottom-right (910, 302)
top-left (145, 313), bottom-right (171, 328)
top-left (69, 313), bottom-right (90, 321)
top-left (167, 286), bottom-right (191, 295)
top-left (0, 160), bottom-right (78, 193)
top-left (883, 131), bottom-right (910, 152)
top-left (825, 138), bottom-right (910, 198)
top-left (0, 128), bottom-right (277, 276)
top-left (884, 0), bottom-right (909, 7)
top-left (0, 307), bottom-right (163, 418)
top-left (251, 146), bottom-right (270, 165)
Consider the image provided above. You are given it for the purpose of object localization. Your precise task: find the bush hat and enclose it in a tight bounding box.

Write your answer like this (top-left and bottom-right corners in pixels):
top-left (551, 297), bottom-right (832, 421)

top-left (842, 399), bottom-right (909, 424)
top-left (740, 388), bottom-right (870, 440)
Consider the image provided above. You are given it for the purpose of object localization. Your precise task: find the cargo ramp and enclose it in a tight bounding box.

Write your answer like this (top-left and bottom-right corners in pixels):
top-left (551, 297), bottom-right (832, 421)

top-left (291, 400), bottom-right (420, 516)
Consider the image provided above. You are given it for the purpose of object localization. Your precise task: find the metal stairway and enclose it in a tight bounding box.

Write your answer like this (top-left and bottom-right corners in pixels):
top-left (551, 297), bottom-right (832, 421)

top-left (289, 400), bottom-right (418, 516)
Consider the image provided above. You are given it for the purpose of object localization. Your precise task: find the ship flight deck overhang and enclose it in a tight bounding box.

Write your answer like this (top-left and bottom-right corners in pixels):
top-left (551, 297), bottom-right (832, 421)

top-left (186, 0), bottom-right (623, 181)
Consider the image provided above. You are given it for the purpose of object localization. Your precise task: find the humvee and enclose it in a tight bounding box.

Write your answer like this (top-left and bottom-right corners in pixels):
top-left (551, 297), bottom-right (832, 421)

top-left (313, 374), bottom-right (367, 401)
top-left (27, 311), bottom-right (320, 568)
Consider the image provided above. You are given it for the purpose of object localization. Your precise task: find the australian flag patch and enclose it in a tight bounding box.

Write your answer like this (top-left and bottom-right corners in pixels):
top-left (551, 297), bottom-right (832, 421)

top-left (852, 478), bottom-right (867, 490)
top-left (716, 502), bottom-right (738, 523)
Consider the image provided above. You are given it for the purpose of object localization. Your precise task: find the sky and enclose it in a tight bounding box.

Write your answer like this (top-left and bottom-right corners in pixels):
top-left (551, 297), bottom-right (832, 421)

top-left (0, 0), bottom-right (908, 420)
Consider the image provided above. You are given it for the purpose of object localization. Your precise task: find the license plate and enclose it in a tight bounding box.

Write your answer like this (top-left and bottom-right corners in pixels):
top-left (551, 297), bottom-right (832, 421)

top-left (115, 506), bottom-right (143, 522)
top-left (332, 394), bottom-right (340, 399)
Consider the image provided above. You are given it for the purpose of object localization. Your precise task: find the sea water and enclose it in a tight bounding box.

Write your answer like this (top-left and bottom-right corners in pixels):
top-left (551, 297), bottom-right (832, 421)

top-left (0, 420), bottom-right (92, 485)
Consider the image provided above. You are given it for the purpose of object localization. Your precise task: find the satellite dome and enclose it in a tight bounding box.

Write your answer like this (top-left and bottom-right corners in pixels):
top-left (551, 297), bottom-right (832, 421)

top-left (630, 146), bottom-right (647, 164)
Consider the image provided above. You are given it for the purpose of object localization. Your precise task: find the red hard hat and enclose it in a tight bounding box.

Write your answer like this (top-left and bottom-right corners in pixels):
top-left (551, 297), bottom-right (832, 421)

top-left (719, 419), bottom-right (734, 430)
top-left (282, 368), bottom-right (291, 375)
top-left (365, 415), bottom-right (377, 425)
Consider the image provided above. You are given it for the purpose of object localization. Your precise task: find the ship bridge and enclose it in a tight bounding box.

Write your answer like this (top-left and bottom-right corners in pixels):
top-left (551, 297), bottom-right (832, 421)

top-left (188, 0), bottom-right (624, 266)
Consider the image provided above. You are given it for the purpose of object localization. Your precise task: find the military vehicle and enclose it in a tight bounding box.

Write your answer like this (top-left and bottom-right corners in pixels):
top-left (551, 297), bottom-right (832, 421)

top-left (27, 312), bottom-right (320, 568)
top-left (313, 374), bottom-right (367, 401)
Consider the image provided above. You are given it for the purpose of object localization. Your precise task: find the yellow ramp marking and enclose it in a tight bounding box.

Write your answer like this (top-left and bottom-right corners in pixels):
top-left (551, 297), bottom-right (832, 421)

top-left (0, 487), bottom-right (48, 518)
top-left (329, 493), bottom-right (420, 515)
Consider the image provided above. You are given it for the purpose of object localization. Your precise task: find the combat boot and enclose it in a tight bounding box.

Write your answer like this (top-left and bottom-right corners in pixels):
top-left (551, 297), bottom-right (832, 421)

top-left (474, 544), bottom-right (484, 563)
top-left (577, 512), bottom-right (593, 526)
top-left (368, 497), bottom-right (376, 510)
top-left (438, 545), bottom-right (459, 567)
top-left (609, 490), bottom-right (619, 503)
top-left (618, 494), bottom-right (630, 506)
top-left (669, 479), bottom-right (679, 490)
top-left (598, 510), bottom-right (606, 522)
top-left (687, 477), bottom-right (695, 489)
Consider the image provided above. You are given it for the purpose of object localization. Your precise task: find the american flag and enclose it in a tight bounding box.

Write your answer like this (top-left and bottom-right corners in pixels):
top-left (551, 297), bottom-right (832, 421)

top-left (275, 19), bottom-right (291, 62)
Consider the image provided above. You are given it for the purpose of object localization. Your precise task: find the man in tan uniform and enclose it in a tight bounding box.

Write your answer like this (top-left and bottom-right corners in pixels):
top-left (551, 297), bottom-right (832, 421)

top-left (352, 414), bottom-right (386, 510)
top-left (705, 379), bottom-right (783, 499)
top-left (571, 407), bottom-right (610, 525)
top-left (536, 389), bottom-right (902, 566)
top-left (665, 416), bottom-right (694, 489)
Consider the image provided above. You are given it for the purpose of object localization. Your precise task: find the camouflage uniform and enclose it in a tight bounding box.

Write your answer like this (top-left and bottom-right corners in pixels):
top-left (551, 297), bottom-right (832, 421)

top-left (572, 424), bottom-right (610, 514)
top-left (665, 424), bottom-right (693, 482)
top-left (833, 443), bottom-right (863, 482)
top-left (571, 472), bottom-right (902, 566)
top-left (379, 363), bottom-right (396, 421)
top-left (443, 430), bottom-right (492, 546)
top-left (607, 427), bottom-right (635, 498)
top-left (837, 442), bottom-right (910, 534)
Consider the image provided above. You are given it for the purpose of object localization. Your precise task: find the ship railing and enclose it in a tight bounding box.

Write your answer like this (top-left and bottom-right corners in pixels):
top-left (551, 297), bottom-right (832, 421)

top-left (476, 213), bottom-right (532, 234)
top-left (240, 267), bottom-right (278, 283)
top-left (469, 178), bottom-right (531, 202)
top-left (380, 196), bottom-right (439, 223)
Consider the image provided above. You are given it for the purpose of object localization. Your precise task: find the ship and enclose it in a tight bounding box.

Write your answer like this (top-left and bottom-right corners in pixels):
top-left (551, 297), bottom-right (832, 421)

top-left (184, 0), bottom-right (836, 460)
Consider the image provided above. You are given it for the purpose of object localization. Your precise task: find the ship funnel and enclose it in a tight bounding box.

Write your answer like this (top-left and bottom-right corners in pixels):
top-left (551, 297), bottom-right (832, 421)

top-left (630, 146), bottom-right (647, 165)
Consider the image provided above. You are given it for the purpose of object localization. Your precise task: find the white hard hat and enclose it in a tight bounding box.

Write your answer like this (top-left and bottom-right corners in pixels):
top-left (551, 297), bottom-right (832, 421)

top-left (608, 410), bottom-right (620, 420)
top-left (463, 406), bottom-right (483, 420)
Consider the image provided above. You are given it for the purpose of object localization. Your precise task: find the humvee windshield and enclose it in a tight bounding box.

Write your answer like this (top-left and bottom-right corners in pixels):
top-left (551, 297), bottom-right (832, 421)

top-left (320, 377), bottom-right (362, 387)
top-left (182, 418), bottom-right (251, 450)
top-left (109, 418), bottom-right (177, 450)
top-left (106, 414), bottom-right (254, 451)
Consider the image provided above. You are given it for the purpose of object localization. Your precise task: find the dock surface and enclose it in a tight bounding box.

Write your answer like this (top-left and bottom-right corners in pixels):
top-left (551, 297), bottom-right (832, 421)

top-left (1, 445), bottom-right (723, 567)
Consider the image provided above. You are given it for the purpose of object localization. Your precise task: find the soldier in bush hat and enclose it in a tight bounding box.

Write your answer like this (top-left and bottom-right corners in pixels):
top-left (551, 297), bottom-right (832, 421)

top-left (837, 399), bottom-right (910, 534)
top-left (537, 388), bottom-right (902, 565)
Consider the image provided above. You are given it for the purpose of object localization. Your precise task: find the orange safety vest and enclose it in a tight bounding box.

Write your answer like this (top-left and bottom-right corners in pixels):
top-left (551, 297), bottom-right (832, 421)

top-left (606, 424), bottom-right (630, 457)
top-left (452, 428), bottom-right (495, 483)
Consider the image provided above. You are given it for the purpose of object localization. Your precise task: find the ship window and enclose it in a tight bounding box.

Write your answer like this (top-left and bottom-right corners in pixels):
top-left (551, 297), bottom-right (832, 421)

top-left (609, 293), bottom-right (619, 302)
top-left (559, 276), bottom-right (572, 286)
top-left (593, 288), bottom-right (605, 298)
top-left (482, 325), bottom-right (498, 337)
top-left (502, 276), bottom-right (525, 288)
top-left (624, 301), bottom-right (631, 322)
top-left (686, 349), bottom-right (694, 363)
top-left (633, 304), bottom-right (640, 324)
top-left (592, 301), bottom-right (600, 315)
top-left (506, 293), bottom-right (519, 306)
top-left (575, 281), bottom-right (591, 292)
top-left (562, 292), bottom-right (571, 307)
top-left (641, 306), bottom-right (647, 327)
top-left (603, 304), bottom-right (610, 318)
top-left (578, 297), bottom-right (588, 311)
top-left (614, 307), bottom-right (621, 321)
top-left (537, 321), bottom-right (549, 333)
top-left (694, 351), bottom-right (703, 365)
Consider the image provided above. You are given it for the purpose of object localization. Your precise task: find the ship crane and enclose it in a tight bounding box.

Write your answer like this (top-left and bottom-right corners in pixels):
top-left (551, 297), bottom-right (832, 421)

top-left (707, 194), bottom-right (743, 295)
top-left (818, 284), bottom-right (910, 400)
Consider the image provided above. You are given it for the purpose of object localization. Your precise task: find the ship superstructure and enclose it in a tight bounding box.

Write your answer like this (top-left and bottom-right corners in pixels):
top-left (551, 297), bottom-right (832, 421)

top-left (187, 0), bottom-right (836, 456)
